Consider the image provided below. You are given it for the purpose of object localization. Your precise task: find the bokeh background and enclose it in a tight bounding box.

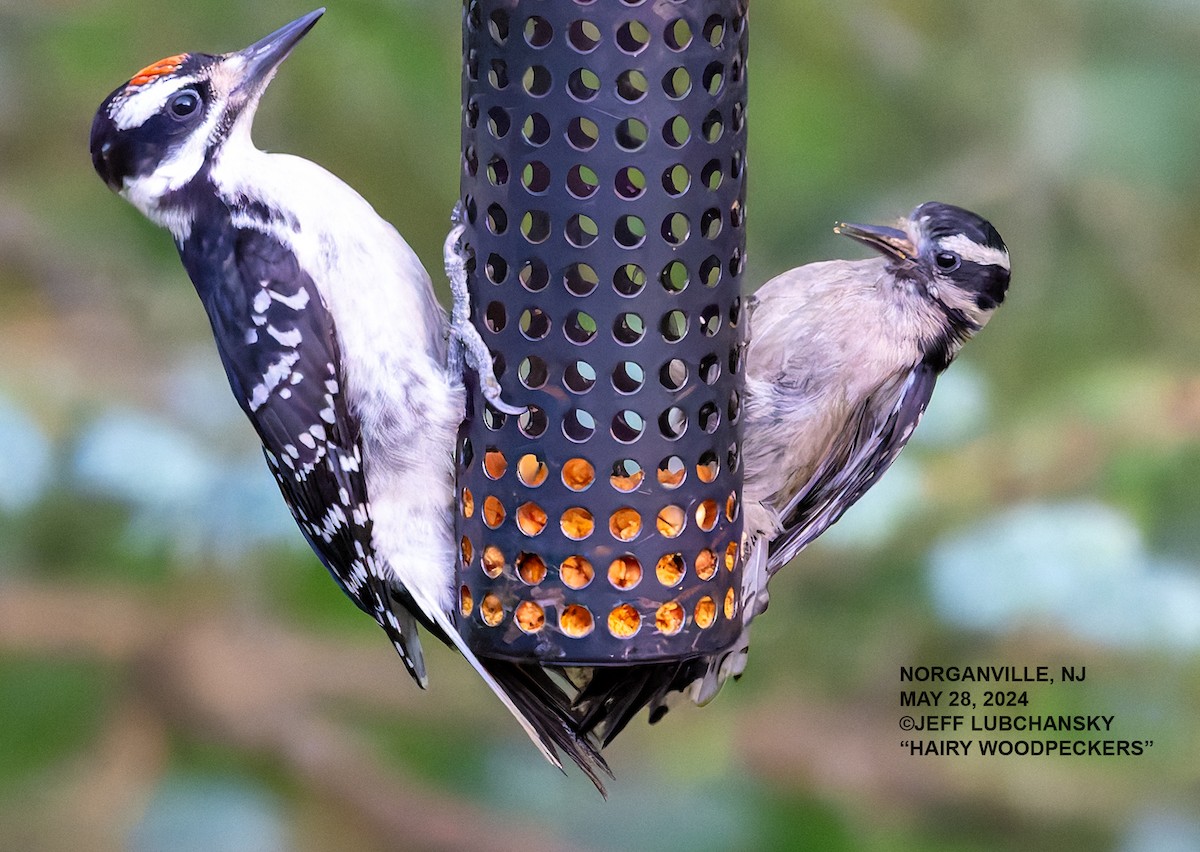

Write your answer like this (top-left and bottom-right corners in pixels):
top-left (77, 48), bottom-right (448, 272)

top-left (3, 1), bottom-right (1200, 849)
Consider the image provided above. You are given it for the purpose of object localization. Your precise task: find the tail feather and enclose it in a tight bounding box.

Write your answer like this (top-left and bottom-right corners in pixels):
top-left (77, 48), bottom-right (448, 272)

top-left (573, 659), bottom-right (708, 747)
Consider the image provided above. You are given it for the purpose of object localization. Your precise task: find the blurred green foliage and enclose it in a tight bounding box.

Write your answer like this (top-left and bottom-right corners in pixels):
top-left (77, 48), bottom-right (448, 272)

top-left (2, 1), bottom-right (1200, 850)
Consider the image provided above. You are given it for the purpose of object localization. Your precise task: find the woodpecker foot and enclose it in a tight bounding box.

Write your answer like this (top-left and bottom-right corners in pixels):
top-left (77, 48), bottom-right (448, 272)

top-left (444, 208), bottom-right (525, 416)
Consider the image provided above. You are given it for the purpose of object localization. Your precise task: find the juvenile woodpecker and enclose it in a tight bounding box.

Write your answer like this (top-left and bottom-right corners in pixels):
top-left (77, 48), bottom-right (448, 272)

top-left (89, 10), bottom-right (607, 788)
top-left (574, 203), bottom-right (1011, 742)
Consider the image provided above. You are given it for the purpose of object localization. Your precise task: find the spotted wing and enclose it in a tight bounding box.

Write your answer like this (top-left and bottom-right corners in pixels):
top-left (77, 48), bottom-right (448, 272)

top-left (179, 224), bottom-right (427, 684)
top-left (765, 363), bottom-right (938, 574)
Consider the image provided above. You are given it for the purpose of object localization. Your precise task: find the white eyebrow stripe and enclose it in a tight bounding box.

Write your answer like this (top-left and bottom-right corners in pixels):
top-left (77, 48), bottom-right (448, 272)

top-left (110, 75), bottom-right (203, 130)
top-left (940, 234), bottom-right (1010, 270)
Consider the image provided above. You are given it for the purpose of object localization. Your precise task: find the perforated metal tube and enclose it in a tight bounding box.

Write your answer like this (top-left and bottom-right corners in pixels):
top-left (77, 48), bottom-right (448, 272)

top-left (454, 0), bottom-right (748, 664)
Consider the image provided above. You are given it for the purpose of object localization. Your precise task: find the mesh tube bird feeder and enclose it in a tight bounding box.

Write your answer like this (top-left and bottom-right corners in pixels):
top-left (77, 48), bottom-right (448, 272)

top-left (454, 0), bottom-right (748, 664)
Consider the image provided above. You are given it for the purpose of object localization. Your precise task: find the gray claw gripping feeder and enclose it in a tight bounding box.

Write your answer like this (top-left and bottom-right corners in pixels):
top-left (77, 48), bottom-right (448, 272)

top-left (454, 0), bottom-right (749, 667)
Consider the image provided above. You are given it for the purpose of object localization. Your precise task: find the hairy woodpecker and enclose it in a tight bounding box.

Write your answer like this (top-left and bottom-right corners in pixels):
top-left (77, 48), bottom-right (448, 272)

top-left (89, 10), bottom-right (608, 788)
top-left (572, 203), bottom-right (1011, 743)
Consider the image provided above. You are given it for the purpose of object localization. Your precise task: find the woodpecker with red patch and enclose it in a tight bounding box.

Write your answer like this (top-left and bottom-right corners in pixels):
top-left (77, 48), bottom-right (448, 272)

top-left (90, 9), bottom-right (607, 789)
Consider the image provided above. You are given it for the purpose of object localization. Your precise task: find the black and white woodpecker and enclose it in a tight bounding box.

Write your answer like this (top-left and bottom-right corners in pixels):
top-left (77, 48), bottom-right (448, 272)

top-left (573, 202), bottom-right (1011, 742)
top-left (89, 9), bottom-right (608, 789)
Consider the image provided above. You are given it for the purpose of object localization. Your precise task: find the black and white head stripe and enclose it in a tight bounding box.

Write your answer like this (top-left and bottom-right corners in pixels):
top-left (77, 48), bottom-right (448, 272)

top-left (912, 202), bottom-right (1010, 311)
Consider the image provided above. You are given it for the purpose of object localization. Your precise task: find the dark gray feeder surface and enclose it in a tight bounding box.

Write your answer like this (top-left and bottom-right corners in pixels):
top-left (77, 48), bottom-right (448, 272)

top-left (455, 0), bottom-right (748, 665)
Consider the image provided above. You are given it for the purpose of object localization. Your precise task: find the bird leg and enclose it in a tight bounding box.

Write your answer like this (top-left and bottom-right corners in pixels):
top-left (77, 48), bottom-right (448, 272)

top-left (444, 203), bottom-right (524, 415)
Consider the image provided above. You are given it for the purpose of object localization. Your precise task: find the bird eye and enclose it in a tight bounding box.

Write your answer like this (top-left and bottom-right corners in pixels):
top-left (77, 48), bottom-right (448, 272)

top-left (168, 89), bottom-right (201, 120)
top-left (934, 251), bottom-right (960, 271)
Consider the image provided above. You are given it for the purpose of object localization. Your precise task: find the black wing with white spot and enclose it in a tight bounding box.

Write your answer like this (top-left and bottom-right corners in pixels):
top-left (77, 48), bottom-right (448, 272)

top-left (178, 223), bottom-right (427, 684)
top-left (766, 363), bottom-right (938, 574)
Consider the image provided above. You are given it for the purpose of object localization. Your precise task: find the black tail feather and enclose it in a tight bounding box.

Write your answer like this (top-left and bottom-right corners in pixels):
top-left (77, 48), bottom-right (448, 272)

top-left (572, 660), bottom-right (707, 747)
top-left (484, 659), bottom-right (613, 795)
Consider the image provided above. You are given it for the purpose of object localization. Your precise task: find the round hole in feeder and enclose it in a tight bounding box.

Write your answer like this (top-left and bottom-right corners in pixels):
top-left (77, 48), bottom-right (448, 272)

top-left (700, 304), bottom-right (721, 336)
top-left (482, 545), bottom-right (505, 578)
top-left (608, 556), bottom-right (642, 590)
top-left (524, 15), bottom-right (553, 47)
top-left (726, 491), bottom-right (740, 522)
top-left (727, 440), bottom-right (741, 473)
top-left (521, 210), bottom-right (551, 244)
top-left (461, 487), bottom-right (475, 518)
top-left (657, 504), bottom-right (685, 538)
top-left (482, 404), bottom-right (506, 431)
top-left (518, 355), bottom-right (548, 389)
top-left (516, 502), bottom-right (548, 537)
top-left (486, 156), bottom-right (508, 187)
top-left (702, 110), bottom-right (724, 143)
top-left (663, 115), bottom-right (690, 148)
top-left (615, 118), bottom-right (648, 152)
top-left (729, 296), bottom-right (743, 326)
top-left (661, 213), bottom-right (690, 246)
top-left (660, 358), bottom-right (688, 391)
top-left (561, 506), bottom-right (595, 540)
top-left (568, 19), bottom-right (601, 53)
top-left (518, 307), bottom-right (550, 340)
top-left (466, 97), bottom-right (479, 128)
top-left (614, 166), bottom-right (646, 199)
top-left (656, 552), bottom-right (685, 587)
top-left (564, 262), bottom-right (598, 296)
top-left (567, 116), bottom-right (600, 151)
top-left (662, 66), bottom-right (691, 99)
top-left (659, 407), bottom-right (687, 440)
top-left (662, 164), bottom-right (690, 197)
top-left (612, 409), bottom-right (645, 443)
top-left (655, 601), bottom-right (685, 635)
top-left (484, 301), bottom-right (506, 333)
top-left (563, 408), bottom-right (596, 442)
top-left (568, 67), bottom-right (600, 101)
top-left (457, 435), bottom-right (474, 470)
top-left (486, 203), bottom-right (507, 235)
top-left (732, 100), bottom-right (746, 133)
top-left (488, 58), bottom-right (508, 90)
top-left (730, 150), bottom-right (744, 181)
top-left (695, 548), bottom-right (717, 580)
top-left (481, 593), bottom-right (504, 626)
top-left (486, 107), bottom-right (510, 139)
top-left (724, 588), bottom-right (736, 620)
top-left (483, 496), bottom-right (505, 528)
top-left (701, 159), bottom-right (723, 192)
top-left (703, 61), bottom-right (725, 96)
top-left (517, 551), bottom-right (547, 584)
top-left (566, 213), bottom-right (599, 248)
top-left (460, 535), bottom-right (473, 566)
top-left (728, 389), bottom-right (742, 423)
top-left (696, 499), bottom-right (719, 532)
top-left (725, 540), bottom-right (739, 571)
top-left (491, 352), bottom-right (507, 379)
top-left (699, 353), bottom-right (721, 385)
top-left (610, 459), bottom-right (644, 492)
top-left (563, 458), bottom-right (595, 491)
top-left (615, 19), bottom-right (650, 54)
top-left (483, 449), bottom-right (507, 480)
top-left (614, 215), bottom-right (646, 248)
top-left (695, 596), bottom-right (717, 628)
top-left (657, 455), bottom-right (686, 488)
top-left (661, 310), bottom-right (688, 342)
top-left (485, 253), bottom-right (508, 284)
top-left (701, 207), bottom-right (723, 240)
top-left (608, 604), bottom-right (641, 638)
top-left (703, 14), bottom-right (726, 47)
top-left (664, 17), bottom-right (692, 50)
top-left (518, 405), bottom-right (548, 438)
top-left (522, 65), bottom-right (552, 97)
top-left (613, 312), bottom-right (646, 345)
top-left (564, 310), bottom-right (598, 344)
top-left (610, 507), bottom-right (642, 542)
top-left (728, 344), bottom-right (744, 375)
top-left (699, 401), bottom-right (720, 433)
top-left (560, 555), bottom-right (594, 589)
top-left (515, 600), bottom-right (546, 634)
top-left (519, 258), bottom-right (549, 291)
top-left (459, 584), bottom-right (473, 617)
top-left (488, 9), bottom-right (509, 45)
top-left (700, 255), bottom-right (722, 288)
top-left (521, 112), bottom-right (550, 146)
top-left (564, 359), bottom-right (596, 393)
top-left (567, 164), bottom-right (599, 199)
top-left (731, 199), bottom-right (745, 229)
top-left (560, 605), bottom-right (594, 638)
top-left (613, 263), bottom-right (647, 296)
top-left (517, 453), bottom-right (548, 487)
top-left (611, 360), bottom-right (644, 394)
top-left (522, 161), bottom-right (551, 194)
top-left (661, 260), bottom-right (689, 293)
top-left (616, 69), bottom-right (648, 102)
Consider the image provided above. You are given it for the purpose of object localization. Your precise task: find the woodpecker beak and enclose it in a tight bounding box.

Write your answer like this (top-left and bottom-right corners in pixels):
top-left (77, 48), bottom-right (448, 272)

top-left (232, 8), bottom-right (324, 98)
top-left (834, 221), bottom-right (917, 262)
